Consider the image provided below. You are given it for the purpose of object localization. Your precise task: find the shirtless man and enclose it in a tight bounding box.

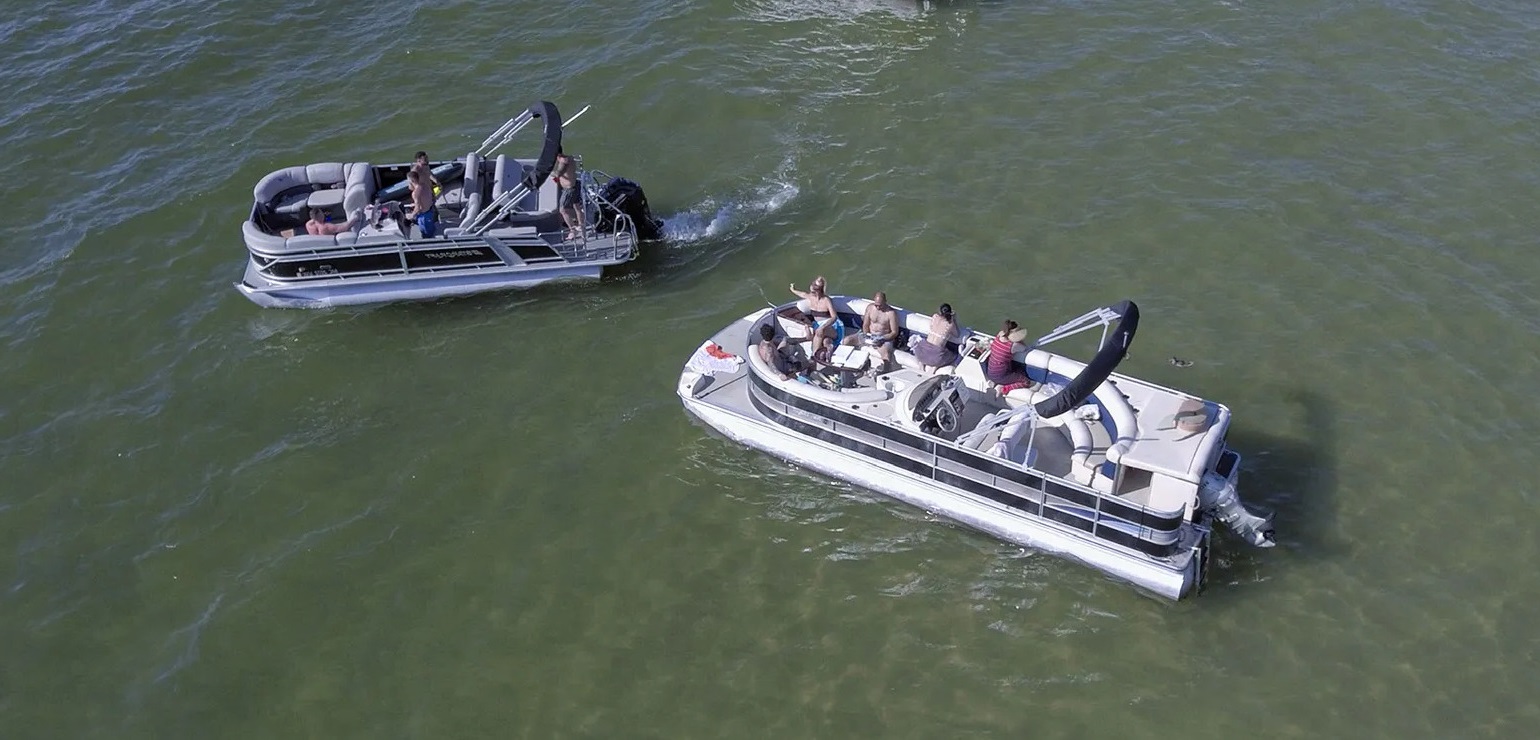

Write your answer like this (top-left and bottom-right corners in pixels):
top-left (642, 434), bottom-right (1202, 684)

top-left (406, 170), bottom-right (438, 238)
top-left (305, 207), bottom-right (360, 236)
top-left (789, 276), bottom-right (840, 345)
top-left (411, 151), bottom-right (441, 195)
top-left (757, 324), bottom-right (812, 381)
top-left (845, 290), bottom-right (900, 371)
top-left (552, 149), bottom-right (584, 240)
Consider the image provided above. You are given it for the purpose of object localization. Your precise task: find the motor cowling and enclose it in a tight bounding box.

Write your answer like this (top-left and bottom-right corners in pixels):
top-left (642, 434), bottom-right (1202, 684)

top-left (595, 178), bottom-right (663, 240)
top-left (1198, 471), bottom-right (1276, 548)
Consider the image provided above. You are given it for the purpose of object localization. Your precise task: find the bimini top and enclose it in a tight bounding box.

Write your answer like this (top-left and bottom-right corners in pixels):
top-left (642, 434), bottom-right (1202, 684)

top-left (1033, 299), bottom-right (1137, 419)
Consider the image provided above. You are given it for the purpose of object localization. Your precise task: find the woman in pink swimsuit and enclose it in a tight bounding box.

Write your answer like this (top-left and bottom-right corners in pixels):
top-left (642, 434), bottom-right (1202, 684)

top-left (986, 320), bottom-right (1034, 395)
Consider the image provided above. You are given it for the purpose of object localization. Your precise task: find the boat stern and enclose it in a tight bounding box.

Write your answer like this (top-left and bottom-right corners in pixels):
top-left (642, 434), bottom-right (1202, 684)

top-left (1198, 447), bottom-right (1276, 548)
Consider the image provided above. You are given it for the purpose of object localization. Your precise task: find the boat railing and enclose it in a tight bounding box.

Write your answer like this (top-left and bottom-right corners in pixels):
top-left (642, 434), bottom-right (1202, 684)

top-left (940, 432), bottom-right (1184, 549)
top-left (250, 223), bottom-right (636, 283)
top-left (467, 158), bottom-right (596, 237)
top-left (249, 235), bottom-right (503, 282)
top-left (580, 169), bottom-right (640, 261)
top-left (475, 109), bottom-right (535, 158)
top-left (751, 377), bottom-right (1183, 549)
top-left (465, 181), bottom-right (534, 235)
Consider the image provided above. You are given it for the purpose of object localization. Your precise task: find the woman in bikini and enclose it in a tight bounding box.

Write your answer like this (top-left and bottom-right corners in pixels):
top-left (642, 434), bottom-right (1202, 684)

top-left (789, 276), bottom-right (842, 346)
top-left (986, 320), bottom-right (1035, 395)
top-left (913, 302), bottom-right (958, 373)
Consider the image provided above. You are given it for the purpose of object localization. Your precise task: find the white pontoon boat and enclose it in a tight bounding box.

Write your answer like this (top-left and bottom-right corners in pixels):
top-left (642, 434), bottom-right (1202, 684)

top-left (236, 101), bottom-right (662, 308)
top-left (677, 296), bottom-right (1274, 599)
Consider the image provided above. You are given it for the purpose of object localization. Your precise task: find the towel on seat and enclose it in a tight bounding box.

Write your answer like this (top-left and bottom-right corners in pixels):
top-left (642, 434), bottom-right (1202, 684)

top-left (686, 341), bottom-right (743, 375)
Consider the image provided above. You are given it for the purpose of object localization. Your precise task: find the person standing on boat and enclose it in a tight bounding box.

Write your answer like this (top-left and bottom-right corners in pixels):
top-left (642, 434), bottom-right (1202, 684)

top-left (790, 276), bottom-right (842, 346)
top-left (914, 303), bottom-right (958, 374)
top-left (553, 149), bottom-right (584, 241)
top-left (845, 290), bottom-right (900, 372)
top-left (411, 151), bottom-right (441, 197)
top-left (406, 170), bottom-right (438, 238)
top-left (305, 207), bottom-right (360, 236)
top-left (987, 320), bottom-right (1035, 395)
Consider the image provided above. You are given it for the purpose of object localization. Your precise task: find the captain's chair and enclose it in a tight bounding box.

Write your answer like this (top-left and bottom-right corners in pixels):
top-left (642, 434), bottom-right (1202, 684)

top-left (461, 152), bottom-right (483, 225)
top-left (341, 162), bottom-right (375, 221)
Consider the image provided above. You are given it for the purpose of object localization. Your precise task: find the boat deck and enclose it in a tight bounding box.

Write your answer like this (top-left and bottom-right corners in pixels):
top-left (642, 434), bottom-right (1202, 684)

top-left (688, 315), bottom-right (1150, 508)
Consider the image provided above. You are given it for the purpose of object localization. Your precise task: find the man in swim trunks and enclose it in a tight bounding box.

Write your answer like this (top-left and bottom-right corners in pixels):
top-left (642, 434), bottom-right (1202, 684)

top-left (553, 149), bottom-right (584, 240)
top-left (305, 207), bottom-right (360, 236)
top-left (406, 170), bottom-right (438, 238)
top-left (845, 290), bottom-right (900, 372)
top-left (758, 324), bottom-right (813, 381)
top-left (411, 151), bottom-right (441, 195)
top-left (789, 276), bottom-right (841, 346)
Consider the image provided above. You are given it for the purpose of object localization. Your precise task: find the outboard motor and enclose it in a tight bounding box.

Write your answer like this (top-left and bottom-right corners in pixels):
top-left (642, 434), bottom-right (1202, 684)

top-left (1198, 471), bottom-right (1276, 547)
top-left (595, 178), bottom-right (663, 240)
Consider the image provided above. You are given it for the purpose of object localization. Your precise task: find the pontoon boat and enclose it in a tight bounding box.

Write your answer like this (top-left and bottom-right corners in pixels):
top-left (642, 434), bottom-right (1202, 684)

top-left (236, 101), bottom-right (662, 308)
top-left (677, 296), bottom-right (1275, 599)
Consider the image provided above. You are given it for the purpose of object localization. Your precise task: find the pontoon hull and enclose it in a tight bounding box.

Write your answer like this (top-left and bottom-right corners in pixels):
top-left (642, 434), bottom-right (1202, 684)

top-left (236, 259), bottom-right (611, 309)
top-left (678, 380), bottom-right (1203, 600)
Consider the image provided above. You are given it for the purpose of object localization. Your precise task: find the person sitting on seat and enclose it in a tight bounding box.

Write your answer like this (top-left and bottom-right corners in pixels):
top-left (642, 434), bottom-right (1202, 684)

top-left (406, 170), bottom-right (438, 238)
top-left (790, 276), bottom-right (842, 346)
top-left (305, 207), bottom-right (360, 236)
top-left (914, 303), bottom-right (959, 374)
top-left (844, 290), bottom-right (900, 373)
top-left (758, 324), bottom-right (813, 381)
top-left (987, 320), bottom-right (1036, 395)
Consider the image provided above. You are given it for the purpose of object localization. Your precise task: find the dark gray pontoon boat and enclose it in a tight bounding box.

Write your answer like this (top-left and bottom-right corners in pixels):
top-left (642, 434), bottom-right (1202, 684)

top-left (236, 101), bottom-right (662, 308)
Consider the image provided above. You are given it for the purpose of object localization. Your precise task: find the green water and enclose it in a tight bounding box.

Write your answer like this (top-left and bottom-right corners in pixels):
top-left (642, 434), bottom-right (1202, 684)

top-left (3, 0), bottom-right (1538, 737)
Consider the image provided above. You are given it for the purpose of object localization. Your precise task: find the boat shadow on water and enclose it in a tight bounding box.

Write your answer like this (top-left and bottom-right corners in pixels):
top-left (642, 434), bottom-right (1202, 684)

top-left (1201, 388), bottom-right (1342, 599)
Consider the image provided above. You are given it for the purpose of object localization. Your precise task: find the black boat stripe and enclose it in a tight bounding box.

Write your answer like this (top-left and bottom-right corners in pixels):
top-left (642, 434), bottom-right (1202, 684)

top-left (747, 370), bottom-right (1183, 533)
top-left (744, 383), bottom-right (1179, 558)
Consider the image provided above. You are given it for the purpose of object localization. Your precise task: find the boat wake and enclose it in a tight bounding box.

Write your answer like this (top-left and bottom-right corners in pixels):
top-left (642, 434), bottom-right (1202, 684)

top-left (657, 177), bottom-right (800, 243)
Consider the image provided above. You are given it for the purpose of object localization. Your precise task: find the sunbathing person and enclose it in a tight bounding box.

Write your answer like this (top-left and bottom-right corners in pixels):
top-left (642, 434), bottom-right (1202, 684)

top-left (305, 207), bottom-right (360, 236)
top-left (914, 302), bottom-right (959, 374)
top-left (844, 290), bottom-right (900, 372)
top-left (986, 320), bottom-right (1036, 395)
top-left (789, 276), bottom-right (842, 346)
top-left (758, 324), bottom-right (813, 381)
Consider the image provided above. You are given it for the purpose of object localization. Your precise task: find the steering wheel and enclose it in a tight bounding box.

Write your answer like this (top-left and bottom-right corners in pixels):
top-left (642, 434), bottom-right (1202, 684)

top-left (934, 399), bottom-right (959, 434)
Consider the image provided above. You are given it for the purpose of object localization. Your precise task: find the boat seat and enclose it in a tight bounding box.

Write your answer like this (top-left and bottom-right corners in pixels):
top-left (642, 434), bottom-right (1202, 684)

top-left (535, 176), bottom-right (558, 212)
top-left (307, 188), bottom-right (345, 210)
top-left (461, 152), bottom-right (483, 224)
top-left (340, 162), bottom-right (375, 219)
top-left (988, 413), bottom-right (1038, 467)
top-left (488, 154), bottom-right (555, 214)
top-left (282, 234), bottom-right (341, 250)
top-left (491, 154), bottom-right (510, 200)
top-left (255, 162), bottom-right (357, 215)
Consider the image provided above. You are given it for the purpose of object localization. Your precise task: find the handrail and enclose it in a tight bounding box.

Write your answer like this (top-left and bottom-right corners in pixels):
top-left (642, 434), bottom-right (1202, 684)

top-left (745, 368), bottom-right (1179, 535)
top-left (475, 110), bottom-right (535, 158)
top-left (466, 182), bottom-right (533, 235)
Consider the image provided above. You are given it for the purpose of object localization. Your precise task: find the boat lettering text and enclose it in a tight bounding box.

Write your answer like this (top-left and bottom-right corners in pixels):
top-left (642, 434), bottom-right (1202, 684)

top-left (423, 249), bottom-right (486, 260)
